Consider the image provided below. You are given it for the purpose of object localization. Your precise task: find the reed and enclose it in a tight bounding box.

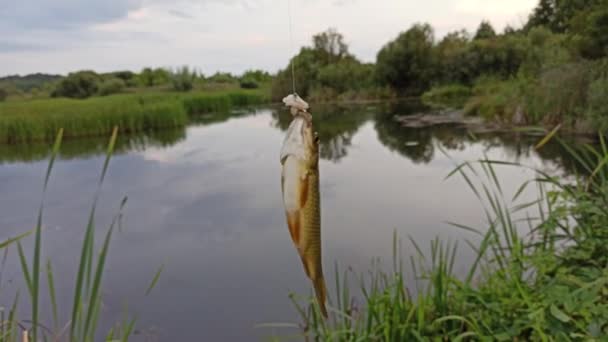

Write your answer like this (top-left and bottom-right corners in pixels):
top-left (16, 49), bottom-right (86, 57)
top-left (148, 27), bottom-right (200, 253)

top-left (276, 129), bottom-right (608, 340)
top-left (0, 89), bottom-right (270, 144)
top-left (0, 129), bottom-right (161, 341)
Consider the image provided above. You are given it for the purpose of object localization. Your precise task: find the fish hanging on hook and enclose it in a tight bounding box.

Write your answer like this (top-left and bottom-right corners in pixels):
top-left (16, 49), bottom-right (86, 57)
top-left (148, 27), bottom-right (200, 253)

top-left (280, 93), bottom-right (328, 318)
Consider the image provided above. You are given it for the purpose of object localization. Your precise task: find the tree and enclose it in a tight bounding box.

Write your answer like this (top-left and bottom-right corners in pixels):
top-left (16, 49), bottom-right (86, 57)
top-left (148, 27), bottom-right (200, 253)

top-left (139, 67), bottom-right (169, 87)
top-left (526, 0), bottom-right (556, 31)
top-left (98, 78), bottom-right (126, 96)
top-left (0, 86), bottom-right (7, 101)
top-left (271, 47), bottom-right (322, 100)
top-left (474, 20), bottom-right (497, 40)
top-left (376, 23), bottom-right (436, 94)
top-left (271, 28), bottom-right (354, 100)
top-left (240, 70), bottom-right (271, 83)
top-left (51, 71), bottom-right (101, 99)
top-left (318, 60), bottom-right (374, 93)
top-left (312, 28), bottom-right (350, 64)
top-left (435, 30), bottom-right (470, 83)
top-left (526, 0), bottom-right (607, 33)
top-left (503, 25), bottom-right (518, 35)
top-left (139, 68), bottom-right (155, 87)
top-left (171, 66), bottom-right (195, 92)
top-left (570, 6), bottom-right (608, 59)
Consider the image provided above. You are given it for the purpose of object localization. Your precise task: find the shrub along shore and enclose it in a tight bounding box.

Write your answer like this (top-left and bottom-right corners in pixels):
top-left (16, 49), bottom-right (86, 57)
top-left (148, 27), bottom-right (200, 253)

top-left (0, 90), bottom-right (268, 144)
top-left (288, 136), bottom-right (608, 340)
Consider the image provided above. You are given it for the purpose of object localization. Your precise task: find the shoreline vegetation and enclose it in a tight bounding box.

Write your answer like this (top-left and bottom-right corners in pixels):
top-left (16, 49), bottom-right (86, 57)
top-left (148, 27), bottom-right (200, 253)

top-left (0, 89), bottom-right (268, 144)
top-left (2, 0), bottom-right (606, 142)
top-left (281, 134), bottom-right (608, 340)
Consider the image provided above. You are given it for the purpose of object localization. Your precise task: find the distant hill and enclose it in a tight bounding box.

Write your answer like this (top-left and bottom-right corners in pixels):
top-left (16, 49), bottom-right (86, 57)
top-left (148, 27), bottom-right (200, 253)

top-left (0, 73), bottom-right (63, 91)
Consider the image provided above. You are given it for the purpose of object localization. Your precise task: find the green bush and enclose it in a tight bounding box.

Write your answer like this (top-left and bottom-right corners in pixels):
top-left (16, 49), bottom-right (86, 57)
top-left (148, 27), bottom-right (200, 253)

top-left (138, 67), bottom-right (170, 87)
top-left (421, 84), bottom-right (471, 108)
top-left (318, 60), bottom-right (374, 93)
top-left (239, 78), bottom-right (259, 89)
top-left (171, 66), bottom-right (195, 92)
top-left (240, 70), bottom-right (271, 83)
top-left (98, 78), bottom-right (126, 96)
top-left (376, 23), bottom-right (436, 94)
top-left (207, 72), bottom-right (237, 84)
top-left (586, 76), bottom-right (608, 130)
top-left (0, 87), bottom-right (7, 101)
top-left (524, 62), bottom-right (593, 124)
top-left (51, 71), bottom-right (101, 99)
top-left (464, 77), bottom-right (521, 121)
top-left (519, 27), bottom-right (572, 78)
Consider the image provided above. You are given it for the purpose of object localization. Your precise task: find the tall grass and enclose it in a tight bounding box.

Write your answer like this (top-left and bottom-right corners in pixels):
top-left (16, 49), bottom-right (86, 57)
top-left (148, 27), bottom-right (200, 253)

top-left (279, 129), bottom-right (608, 340)
top-left (0, 89), bottom-right (270, 144)
top-left (0, 128), bottom-right (157, 341)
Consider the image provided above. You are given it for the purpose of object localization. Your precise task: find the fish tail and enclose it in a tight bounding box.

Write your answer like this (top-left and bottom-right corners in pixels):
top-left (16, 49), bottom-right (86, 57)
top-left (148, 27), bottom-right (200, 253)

top-left (313, 276), bottom-right (328, 318)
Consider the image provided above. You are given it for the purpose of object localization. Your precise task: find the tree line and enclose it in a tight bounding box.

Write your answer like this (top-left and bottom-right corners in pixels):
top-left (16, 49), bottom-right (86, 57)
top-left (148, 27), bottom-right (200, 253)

top-left (0, 68), bottom-right (272, 100)
top-left (271, 0), bottom-right (607, 129)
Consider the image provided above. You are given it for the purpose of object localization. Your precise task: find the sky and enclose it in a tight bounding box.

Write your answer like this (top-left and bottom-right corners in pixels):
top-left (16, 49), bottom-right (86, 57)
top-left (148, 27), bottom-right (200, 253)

top-left (0, 0), bottom-right (538, 77)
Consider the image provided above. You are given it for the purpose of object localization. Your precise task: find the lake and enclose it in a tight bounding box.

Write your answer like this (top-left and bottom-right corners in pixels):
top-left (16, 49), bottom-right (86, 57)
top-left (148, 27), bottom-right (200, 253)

top-left (0, 102), bottom-right (578, 341)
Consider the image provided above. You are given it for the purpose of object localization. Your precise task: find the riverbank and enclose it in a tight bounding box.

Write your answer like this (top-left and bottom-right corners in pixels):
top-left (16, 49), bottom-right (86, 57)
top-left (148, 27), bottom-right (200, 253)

top-left (0, 89), bottom-right (269, 144)
top-left (290, 139), bottom-right (608, 340)
top-left (421, 59), bottom-right (608, 136)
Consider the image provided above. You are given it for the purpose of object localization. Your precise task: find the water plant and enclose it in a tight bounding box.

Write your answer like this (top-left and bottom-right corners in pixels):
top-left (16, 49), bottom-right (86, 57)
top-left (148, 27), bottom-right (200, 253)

top-left (0, 89), bottom-right (269, 144)
top-left (278, 129), bottom-right (608, 340)
top-left (0, 128), bottom-right (160, 341)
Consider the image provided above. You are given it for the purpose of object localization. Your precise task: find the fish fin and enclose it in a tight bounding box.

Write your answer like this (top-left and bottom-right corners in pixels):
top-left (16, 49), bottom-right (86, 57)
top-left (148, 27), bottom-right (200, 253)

top-left (299, 173), bottom-right (309, 207)
top-left (300, 256), bottom-right (328, 318)
top-left (313, 276), bottom-right (328, 318)
top-left (286, 211), bottom-right (301, 246)
top-left (300, 255), bottom-right (311, 278)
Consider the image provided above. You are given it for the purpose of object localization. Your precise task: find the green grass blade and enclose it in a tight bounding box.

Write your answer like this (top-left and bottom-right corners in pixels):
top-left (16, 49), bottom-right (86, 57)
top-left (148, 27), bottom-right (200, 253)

top-left (446, 221), bottom-right (482, 236)
top-left (17, 243), bottom-right (33, 298)
top-left (71, 127), bottom-right (118, 341)
top-left (8, 292), bottom-right (19, 342)
top-left (145, 263), bottom-right (165, 296)
top-left (83, 217), bottom-right (116, 339)
top-left (0, 231), bottom-right (32, 249)
top-left (120, 318), bottom-right (137, 342)
top-left (32, 128), bottom-right (63, 342)
top-left (534, 124), bottom-right (560, 150)
top-left (46, 259), bottom-right (58, 330)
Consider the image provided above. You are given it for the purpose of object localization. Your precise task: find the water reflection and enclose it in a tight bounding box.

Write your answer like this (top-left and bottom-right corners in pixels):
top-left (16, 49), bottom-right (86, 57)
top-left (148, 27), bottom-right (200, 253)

top-left (0, 129), bottom-right (186, 164)
top-left (373, 100), bottom-right (589, 175)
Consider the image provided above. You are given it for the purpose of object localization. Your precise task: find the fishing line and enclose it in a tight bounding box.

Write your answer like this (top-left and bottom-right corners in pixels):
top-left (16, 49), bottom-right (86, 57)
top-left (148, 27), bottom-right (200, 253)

top-left (287, 0), bottom-right (297, 95)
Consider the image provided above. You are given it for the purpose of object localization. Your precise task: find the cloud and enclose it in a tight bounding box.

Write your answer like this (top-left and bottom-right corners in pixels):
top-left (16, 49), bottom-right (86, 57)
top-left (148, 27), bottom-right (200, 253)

top-left (168, 9), bottom-right (195, 20)
top-left (0, 0), bottom-right (144, 31)
top-left (332, 0), bottom-right (358, 6)
top-left (1, 0), bottom-right (538, 76)
top-left (0, 0), bottom-right (261, 32)
top-left (0, 41), bottom-right (51, 53)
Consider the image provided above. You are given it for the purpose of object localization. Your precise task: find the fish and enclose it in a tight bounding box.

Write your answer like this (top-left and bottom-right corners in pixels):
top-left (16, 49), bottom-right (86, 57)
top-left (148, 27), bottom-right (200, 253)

top-left (280, 95), bottom-right (328, 318)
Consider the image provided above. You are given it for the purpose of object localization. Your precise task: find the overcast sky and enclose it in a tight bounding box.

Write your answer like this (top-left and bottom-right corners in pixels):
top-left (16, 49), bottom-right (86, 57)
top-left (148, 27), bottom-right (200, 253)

top-left (0, 0), bottom-right (538, 76)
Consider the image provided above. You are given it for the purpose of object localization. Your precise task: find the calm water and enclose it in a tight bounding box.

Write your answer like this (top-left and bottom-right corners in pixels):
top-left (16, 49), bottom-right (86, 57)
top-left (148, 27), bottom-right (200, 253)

top-left (0, 102), bottom-right (578, 341)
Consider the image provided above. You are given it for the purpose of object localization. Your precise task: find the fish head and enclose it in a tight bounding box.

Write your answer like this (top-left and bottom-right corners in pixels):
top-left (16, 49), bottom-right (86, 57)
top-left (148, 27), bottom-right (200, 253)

top-left (280, 115), bottom-right (319, 167)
